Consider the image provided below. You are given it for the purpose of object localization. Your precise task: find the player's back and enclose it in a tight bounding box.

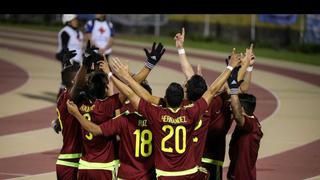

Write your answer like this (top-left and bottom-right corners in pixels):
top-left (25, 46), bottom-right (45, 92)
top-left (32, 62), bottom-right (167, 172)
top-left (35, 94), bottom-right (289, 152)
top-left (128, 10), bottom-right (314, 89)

top-left (57, 90), bottom-right (83, 156)
top-left (119, 111), bottom-right (155, 180)
top-left (77, 94), bottom-right (122, 179)
top-left (228, 115), bottom-right (263, 180)
top-left (138, 97), bottom-right (208, 179)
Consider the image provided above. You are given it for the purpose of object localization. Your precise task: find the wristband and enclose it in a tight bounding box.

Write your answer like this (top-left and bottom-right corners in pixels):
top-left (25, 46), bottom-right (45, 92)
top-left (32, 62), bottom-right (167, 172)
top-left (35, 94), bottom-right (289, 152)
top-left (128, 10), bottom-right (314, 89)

top-left (178, 48), bottom-right (185, 55)
top-left (247, 66), bottom-right (253, 72)
top-left (226, 66), bottom-right (233, 71)
top-left (145, 62), bottom-right (154, 69)
top-left (229, 88), bottom-right (239, 95)
top-left (107, 72), bottom-right (113, 79)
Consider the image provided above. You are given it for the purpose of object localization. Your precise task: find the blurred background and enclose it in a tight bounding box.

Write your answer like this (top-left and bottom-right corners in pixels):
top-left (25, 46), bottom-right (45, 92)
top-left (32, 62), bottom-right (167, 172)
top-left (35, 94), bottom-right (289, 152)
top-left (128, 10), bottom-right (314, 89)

top-left (1, 14), bottom-right (319, 65)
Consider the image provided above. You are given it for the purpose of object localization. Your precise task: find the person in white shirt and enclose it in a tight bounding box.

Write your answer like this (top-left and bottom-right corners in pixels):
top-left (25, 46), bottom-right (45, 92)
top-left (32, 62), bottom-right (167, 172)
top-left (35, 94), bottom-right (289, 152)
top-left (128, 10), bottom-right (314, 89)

top-left (56, 14), bottom-right (83, 66)
top-left (84, 14), bottom-right (114, 60)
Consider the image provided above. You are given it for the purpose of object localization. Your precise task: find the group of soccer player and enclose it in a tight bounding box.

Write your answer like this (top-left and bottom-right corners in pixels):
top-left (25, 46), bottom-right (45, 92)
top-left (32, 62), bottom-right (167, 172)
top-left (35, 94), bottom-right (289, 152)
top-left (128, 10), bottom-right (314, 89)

top-left (53, 25), bottom-right (263, 180)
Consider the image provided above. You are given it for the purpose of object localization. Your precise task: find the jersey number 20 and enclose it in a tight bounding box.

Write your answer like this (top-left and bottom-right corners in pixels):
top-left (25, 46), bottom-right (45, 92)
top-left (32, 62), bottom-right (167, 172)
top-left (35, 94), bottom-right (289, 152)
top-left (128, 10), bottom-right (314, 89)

top-left (161, 125), bottom-right (186, 154)
top-left (133, 129), bottom-right (152, 157)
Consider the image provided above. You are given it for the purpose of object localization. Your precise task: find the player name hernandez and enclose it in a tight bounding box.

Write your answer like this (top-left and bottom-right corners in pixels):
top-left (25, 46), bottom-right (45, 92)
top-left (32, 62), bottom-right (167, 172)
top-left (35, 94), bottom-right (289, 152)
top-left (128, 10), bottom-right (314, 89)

top-left (162, 115), bottom-right (187, 124)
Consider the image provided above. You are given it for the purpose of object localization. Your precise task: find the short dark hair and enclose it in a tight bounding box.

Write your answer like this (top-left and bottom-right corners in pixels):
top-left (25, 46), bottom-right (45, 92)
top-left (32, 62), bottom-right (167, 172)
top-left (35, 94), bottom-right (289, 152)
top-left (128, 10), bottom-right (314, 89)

top-left (86, 71), bottom-right (108, 99)
top-left (165, 82), bottom-right (184, 108)
top-left (61, 64), bottom-right (80, 88)
top-left (186, 74), bottom-right (207, 101)
top-left (141, 80), bottom-right (152, 95)
top-left (238, 93), bottom-right (256, 116)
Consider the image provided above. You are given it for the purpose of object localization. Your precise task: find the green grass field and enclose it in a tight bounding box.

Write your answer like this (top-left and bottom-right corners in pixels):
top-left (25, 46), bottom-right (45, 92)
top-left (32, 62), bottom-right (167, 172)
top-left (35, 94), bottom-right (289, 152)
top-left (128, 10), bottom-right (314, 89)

top-left (1, 22), bottom-right (319, 66)
top-left (119, 34), bottom-right (320, 66)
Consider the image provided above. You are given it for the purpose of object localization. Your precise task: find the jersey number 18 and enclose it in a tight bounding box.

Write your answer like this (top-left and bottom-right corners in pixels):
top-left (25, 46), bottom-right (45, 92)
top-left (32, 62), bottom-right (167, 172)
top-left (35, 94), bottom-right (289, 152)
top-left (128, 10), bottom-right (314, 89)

top-left (133, 129), bottom-right (152, 157)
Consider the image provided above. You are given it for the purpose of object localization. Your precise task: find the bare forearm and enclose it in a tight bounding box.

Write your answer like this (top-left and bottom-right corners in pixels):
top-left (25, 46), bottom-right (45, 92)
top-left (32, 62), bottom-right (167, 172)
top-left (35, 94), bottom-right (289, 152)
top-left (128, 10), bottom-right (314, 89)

top-left (125, 74), bottom-right (161, 105)
top-left (203, 68), bottom-right (231, 104)
top-left (70, 66), bottom-right (87, 100)
top-left (107, 79), bottom-right (114, 96)
top-left (240, 71), bottom-right (252, 93)
top-left (230, 95), bottom-right (245, 126)
top-left (132, 66), bottom-right (151, 83)
top-left (110, 75), bottom-right (140, 109)
top-left (74, 113), bottom-right (102, 136)
top-left (178, 50), bottom-right (194, 80)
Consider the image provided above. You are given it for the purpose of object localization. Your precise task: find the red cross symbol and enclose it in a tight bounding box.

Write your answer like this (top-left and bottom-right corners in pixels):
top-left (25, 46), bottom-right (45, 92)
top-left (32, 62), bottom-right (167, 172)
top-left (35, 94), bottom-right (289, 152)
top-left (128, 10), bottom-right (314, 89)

top-left (98, 27), bottom-right (105, 34)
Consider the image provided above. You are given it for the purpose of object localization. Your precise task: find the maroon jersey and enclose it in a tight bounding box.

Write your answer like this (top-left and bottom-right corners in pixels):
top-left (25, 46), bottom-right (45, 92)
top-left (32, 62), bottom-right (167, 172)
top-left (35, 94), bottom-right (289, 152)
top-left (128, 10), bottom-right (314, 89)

top-left (202, 92), bottom-right (232, 163)
top-left (79, 94), bottom-right (122, 163)
top-left (100, 104), bottom-right (155, 180)
top-left (138, 98), bottom-right (208, 173)
top-left (227, 115), bottom-right (263, 180)
top-left (56, 90), bottom-right (83, 157)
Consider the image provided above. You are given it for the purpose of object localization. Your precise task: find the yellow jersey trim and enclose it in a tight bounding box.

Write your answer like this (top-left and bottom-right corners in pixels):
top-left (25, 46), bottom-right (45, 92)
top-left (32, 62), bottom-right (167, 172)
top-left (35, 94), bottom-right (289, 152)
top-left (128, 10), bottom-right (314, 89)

top-left (156, 166), bottom-right (199, 177)
top-left (56, 159), bottom-right (79, 168)
top-left (201, 158), bottom-right (224, 166)
top-left (78, 159), bottom-right (120, 170)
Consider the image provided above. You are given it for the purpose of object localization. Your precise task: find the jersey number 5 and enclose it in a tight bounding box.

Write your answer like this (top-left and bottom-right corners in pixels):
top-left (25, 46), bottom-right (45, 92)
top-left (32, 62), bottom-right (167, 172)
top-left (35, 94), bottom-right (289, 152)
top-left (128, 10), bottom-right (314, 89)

top-left (133, 129), bottom-right (152, 157)
top-left (161, 125), bottom-right (186, 154)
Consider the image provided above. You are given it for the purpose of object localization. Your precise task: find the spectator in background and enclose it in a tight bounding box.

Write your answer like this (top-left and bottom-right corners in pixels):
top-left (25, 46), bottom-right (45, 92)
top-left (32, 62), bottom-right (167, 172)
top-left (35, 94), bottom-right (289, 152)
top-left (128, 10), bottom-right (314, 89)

top-left (56, 14), bottom-right (84, 99)
top-left (84, 14), bottom-right (114, 60)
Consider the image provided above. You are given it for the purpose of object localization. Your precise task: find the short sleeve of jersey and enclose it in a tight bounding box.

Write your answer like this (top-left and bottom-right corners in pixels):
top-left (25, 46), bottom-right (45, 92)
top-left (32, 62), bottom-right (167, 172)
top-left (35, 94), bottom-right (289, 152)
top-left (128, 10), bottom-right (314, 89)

top-left (57, 89), bottom-right (70, 108)
top-left (239, 116), bottom-right (254, 133)
top-left (138, 98), bottom-right (159, 124)
top-left (186, 97), bottom-right (208, 122)
top-left (100, 115), bottom-right (126, 137)
top-left (108, 21), bottom-right (115, 37)
top-left (84, 20), bottom-right (94, 33)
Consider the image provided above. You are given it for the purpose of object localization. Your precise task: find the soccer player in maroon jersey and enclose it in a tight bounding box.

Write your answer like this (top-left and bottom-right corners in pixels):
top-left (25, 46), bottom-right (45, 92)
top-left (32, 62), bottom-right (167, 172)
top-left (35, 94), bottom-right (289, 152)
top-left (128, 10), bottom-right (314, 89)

top-left (55, 47), bottom-right (96, 180)
top-left (106, 51), bottom-right (240, 179)
top-left (66, 80), bottom-right (156, 180)
top-left (174, 27), bottom-right (255, 180)
top-left (226, 65), bottom-right (263, 180)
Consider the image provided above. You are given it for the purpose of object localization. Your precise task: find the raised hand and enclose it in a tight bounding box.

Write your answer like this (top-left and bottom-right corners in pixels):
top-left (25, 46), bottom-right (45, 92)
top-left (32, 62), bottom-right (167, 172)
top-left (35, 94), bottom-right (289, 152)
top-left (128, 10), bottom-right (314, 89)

top-left (228, 48), bottom-right (241, 68)
top-left (82, 40), bottom-right (101, 69)
top-left (66, 100), bottom-right (80, 117)
top-left (62, 48), bottom-right (77, 67)
top-left (143, 42), bottom-right (166, 69)
top-left (110, 57), bottom-right (131, 80)
top-left (98, 55), bottom-right (111, 74)
top-left (174, 27), bottom-right (185, 49)
top-left (249, 43), bottom-right (256, 66)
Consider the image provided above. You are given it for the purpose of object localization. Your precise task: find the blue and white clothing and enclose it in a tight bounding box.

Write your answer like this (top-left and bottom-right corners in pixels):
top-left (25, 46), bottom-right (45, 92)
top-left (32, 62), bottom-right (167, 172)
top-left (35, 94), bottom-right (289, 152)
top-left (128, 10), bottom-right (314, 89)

top-left (85, 19), bottom-right (114, 55)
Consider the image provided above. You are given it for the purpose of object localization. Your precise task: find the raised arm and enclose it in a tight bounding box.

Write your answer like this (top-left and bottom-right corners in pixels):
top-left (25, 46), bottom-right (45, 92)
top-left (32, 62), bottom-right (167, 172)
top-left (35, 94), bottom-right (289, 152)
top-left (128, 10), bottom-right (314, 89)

top-left (111, 58), bottom-right (162, 105)
top-left (174, 27), bottom-right (195, 80)
top-left (66, 100), bottom-right (103, 136)
top-left (240, 49), bottom-right (255, 93)
top-left (202, 49), bottom-right (241, 104)
top-left (69, 41), bottom-right (99, 100)
top-left (134, 42), bottom-right (166, 83)
top-left (226, 66), bottom-right (245, 126)
top-left (108, 58), bottom-right (141, 110)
